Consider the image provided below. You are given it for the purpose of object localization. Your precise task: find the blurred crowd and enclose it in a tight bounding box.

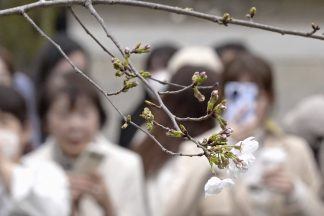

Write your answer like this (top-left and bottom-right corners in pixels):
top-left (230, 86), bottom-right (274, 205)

top-left (0, 33), bottom-right (323, 216)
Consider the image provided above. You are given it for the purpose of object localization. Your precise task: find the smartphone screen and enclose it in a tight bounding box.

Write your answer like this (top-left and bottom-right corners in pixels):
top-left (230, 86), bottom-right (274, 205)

top-left (224, 82), bottom-right (258, 125)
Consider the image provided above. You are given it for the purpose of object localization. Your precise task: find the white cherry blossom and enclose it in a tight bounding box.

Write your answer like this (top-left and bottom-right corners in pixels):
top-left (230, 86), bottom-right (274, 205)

top-left (204, 177), bottom-right (234, 196)
top-left (229, 137), bottom-right (259, 178)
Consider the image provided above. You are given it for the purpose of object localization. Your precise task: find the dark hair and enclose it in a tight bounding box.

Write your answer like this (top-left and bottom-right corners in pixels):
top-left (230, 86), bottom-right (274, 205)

top-left (214, 41), bottom-right (248, 58)
top-left (33, 34), bottom-right (88, 90)
top-left (38, 72), bottom-right (107, 134)
top-left (221, 53), bottom-right (275, 103)
top-left (144, 43), bottom-right (178, 71)
top-left (0, 85), bottom-right (27, 124)
top-left (134, 65), bottom-right (220, 176)
top-left (0, 46), bottom-right (15, 76)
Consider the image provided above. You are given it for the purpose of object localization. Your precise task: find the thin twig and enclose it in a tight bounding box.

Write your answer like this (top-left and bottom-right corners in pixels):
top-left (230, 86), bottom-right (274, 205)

top-left (153, 120), bottom-right (207, 156)
top-left (150, 77), bottom-right (217, 90)
top-left (22, 10), bottom-right (202, 157)
top-left (1, 0), bottom-right (324, 41)
top-left (85, 1), bottom-right (182, 132)
top-left (186, 134), bottom-right (209, 155)
top-left (153, 120), bottom-right (171, 131)
top-left (21, 10), bottom-right (105, 97)
top-left (69, 7), bottom-right (115, 58)
top-left (70, 7), bottom-right (134, 78)
top-left (106, 88), bottom-right (125, 96)
top-left (149, 77), bottom-right (185, 88)
top-left (85, 0), bottom-right (125, 56)
top-left (175, 113), bottom-right (213, 122)
top-left (130, 122), bottom-right (204, 157)
top-left (158, 84), bottom-right (194, 95)
top-left (158, 83), bottom-right (217, 95)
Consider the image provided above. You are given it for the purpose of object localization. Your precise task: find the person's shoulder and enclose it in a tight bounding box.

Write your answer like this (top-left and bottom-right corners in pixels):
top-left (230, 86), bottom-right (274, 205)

top-left (20, 157), bottom-right (68, 189)
top-left (23, 140), bottom-right (55, 162)
top-left (279, 134), bottom-right (312, 155)
top-left (23, 158), bottom-right (64, 176)
top-left (96, 135), bottom-right (142, 167)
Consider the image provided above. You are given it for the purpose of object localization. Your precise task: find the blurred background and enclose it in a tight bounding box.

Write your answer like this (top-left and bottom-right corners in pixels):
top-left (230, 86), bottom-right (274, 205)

top-left (1, 0), bottom-right (324, 143)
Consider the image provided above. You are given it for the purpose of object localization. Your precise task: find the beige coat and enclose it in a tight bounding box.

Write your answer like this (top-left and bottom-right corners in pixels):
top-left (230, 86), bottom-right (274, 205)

top-left (24, 134), bottom-right (147, 216)
top-left (155, 131), bottom-right (323, 216)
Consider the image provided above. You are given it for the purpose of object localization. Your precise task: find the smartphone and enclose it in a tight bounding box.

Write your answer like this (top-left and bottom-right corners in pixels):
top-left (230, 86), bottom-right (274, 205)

top-left (73, 150), bottom-right (105, 175)
top-left (224, 82), bottom-right (258, 124)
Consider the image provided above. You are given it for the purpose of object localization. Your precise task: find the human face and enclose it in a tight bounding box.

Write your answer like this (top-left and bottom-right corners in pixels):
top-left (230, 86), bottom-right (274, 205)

top-left (47, 51), bottom-right (88, 91)
top-left (46, 94), bottom-right (100, 158)
top-left (0, 58), bottom-right (12, 87)
top-left (53, 51), bottom-right (87, 76)
top-left (0, 112), bottom-right (27, 161)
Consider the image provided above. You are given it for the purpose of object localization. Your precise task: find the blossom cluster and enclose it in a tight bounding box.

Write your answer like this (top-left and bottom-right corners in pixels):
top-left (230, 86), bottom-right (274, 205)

top-left (204, 137), bottom-right (259, 196)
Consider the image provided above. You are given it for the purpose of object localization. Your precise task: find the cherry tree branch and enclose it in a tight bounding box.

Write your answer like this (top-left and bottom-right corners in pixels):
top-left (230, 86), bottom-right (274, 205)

top-left (4, 0), bottom-right (305, 174)
top-left (84, 1), bottom-right (182, 132)
top-left (1, 0), bottom-right (323, 41)
top-left (69, 7), bottom-right (115, 58)
top-left (158, 84), bottom-right (195, 95)
top-left (175, 113), bottom-right (213, 122)
top-left (22, 10), bottom-right (203, 157)
top-left (158, 83), bottom-right (217, 95)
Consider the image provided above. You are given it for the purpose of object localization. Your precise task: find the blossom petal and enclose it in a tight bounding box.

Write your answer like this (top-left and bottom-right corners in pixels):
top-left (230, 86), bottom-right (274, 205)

top-left (240, 153), bottom-right (256, 165)
top-left (204, 177), bottom-right (235, 196)
top-left (241, 137), bottom-right (259, 154)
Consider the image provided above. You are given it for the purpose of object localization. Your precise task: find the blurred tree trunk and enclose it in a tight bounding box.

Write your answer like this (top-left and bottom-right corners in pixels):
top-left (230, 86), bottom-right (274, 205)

top-left (0, 0), bottom-right (67, 72)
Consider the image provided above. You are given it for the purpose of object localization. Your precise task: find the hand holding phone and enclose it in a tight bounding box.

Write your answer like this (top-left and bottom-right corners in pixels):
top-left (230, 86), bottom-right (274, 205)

top-left (73, 150), bottom-right (105, 175)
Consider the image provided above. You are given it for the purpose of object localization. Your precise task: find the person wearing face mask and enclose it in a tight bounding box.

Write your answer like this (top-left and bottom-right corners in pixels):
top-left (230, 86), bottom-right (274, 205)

top-left (118, 43), bottom-right (178, 148)
top-left (0, 85), bottom-right (70, 216)
top-left (201, 53), bottom-right (323, 216)
top-left (0, 45), bottom-right (39, 151)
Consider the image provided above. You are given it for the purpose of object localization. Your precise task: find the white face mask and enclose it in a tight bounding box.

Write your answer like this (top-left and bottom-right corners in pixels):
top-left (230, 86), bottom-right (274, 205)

top-left (147, 70), bottom-right (170, 96)
top-left (0, 129), bottom-right (20, 160)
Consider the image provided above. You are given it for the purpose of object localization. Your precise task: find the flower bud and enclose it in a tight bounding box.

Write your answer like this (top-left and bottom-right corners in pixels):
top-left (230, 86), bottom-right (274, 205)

top-left (193, 86), bottom-right (205, 102)
top-left (311, 23), bottom-right (320, 31)
top-left (121, 115), bottom-right (131, 129)
top-left (124, 47), bottom-right (131, 55)
top-left (192, 71), bottom-right (208, 86)
top-left (112, 57), bottom-right (125, 71)
top-left (115, 70), bottom-right (123, 77)
top-left (166, 129), bottom-right (185, 138)
top-left (140, 70), bottom-right (152, 78)
top-left (123, 80), bottom-right (138, 92)
top-left (207, 90), bottom-right (219, 113)
top-left (246, 7), bottom-right (256, 18)
top-left (140, 107), bottom-right (154, 131)
top-left (222, 13), bottom-right (232, 26)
